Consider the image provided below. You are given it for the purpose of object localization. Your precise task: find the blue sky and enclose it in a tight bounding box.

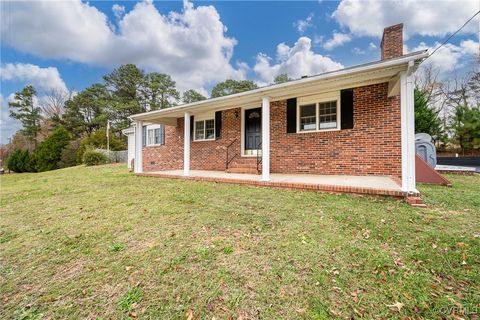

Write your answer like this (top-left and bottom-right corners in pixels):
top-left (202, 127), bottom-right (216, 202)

top-left (1, 0), bottom-right (479, 143)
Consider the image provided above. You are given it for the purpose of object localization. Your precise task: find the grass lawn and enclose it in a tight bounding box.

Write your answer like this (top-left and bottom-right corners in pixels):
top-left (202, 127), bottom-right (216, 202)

top-left (1, 164), bottom-right (479, 319)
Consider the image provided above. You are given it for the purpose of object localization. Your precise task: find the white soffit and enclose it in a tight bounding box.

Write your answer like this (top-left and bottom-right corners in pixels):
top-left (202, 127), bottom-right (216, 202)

top-left (132, 51), bottom-right (428, 123)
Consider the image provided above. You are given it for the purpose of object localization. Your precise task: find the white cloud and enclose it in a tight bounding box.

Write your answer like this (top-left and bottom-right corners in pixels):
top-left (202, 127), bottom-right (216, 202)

top-left (353, 47), bottom-right (365, 55)
top-left (1, 0), bottom-right (245, 92)
top-left (294, 13), bottom-right (314, 34)
top-left (323, 32), bottom-right (352, 50)
top-left (411, 39), bottom-right (479, 72)
top-left (1, 0), bottom-right (112, 63)
top-left (1, 63), bottom-right (68, 93)
top-left (0, 94), bottom-right (22, 144)
top-left (460, 39), bottom-right (479, 56)
top-left (313, 35), bottom-right (324, 46)
top-left (332, 0), bottom-right (479, 38)
top-left (253, 37), bottom-right (344, 85)
top-left (369, 42), bottom-right (377, 50)
top-left (112, 4), bottom-right (125, 20)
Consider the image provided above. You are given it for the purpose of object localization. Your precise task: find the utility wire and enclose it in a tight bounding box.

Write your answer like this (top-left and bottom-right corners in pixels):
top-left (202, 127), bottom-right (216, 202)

top-left (423, 10), bottom-right (480, 62)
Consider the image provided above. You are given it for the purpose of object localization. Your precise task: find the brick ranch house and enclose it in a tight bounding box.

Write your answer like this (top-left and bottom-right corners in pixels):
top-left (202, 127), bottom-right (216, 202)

top-left (125, 24), bottom-right (428, 199)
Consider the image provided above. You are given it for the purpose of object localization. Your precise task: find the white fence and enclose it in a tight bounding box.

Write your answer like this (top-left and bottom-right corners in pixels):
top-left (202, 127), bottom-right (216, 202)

top-left (96, 149), bottom-right (128, 163)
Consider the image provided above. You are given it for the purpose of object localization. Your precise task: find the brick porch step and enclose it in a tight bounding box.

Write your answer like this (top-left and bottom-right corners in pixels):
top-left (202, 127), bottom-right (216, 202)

top-left (406, 196), bottom-right (427, 208)
top-left (227, 157), bottom-right (261, 174)
top-left (226, 167), bottom-right (260, 174)
top-left (228, 162), bottom-right (258, 169)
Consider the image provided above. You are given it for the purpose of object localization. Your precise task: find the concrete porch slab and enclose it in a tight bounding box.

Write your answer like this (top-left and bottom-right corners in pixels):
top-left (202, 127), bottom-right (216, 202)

top-left (138, 170), bottom-right (409, 198)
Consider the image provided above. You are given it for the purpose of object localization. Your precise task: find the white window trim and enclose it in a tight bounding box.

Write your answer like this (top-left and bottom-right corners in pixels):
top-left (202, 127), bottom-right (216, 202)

top-left (145, 125), bottom-right (165, 147)
top-left (193, 118), bottom-right (215, 141)
top-left (296, 94), bottom-right (341, 133)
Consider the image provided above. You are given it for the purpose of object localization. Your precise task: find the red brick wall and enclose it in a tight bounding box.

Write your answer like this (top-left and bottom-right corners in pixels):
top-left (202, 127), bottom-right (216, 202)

top-left (142, 82), bottom-right (402, 179)
top-left (270, 82), bottom-right (401, 178)
top-left (143, 124), bottom-right (183, 172)
top-left (142, 108), bottom-right (241, 172)
top-left (190, 108), bottom-right (241, 171)
top-left (381, 23), bottom-right (403, 60)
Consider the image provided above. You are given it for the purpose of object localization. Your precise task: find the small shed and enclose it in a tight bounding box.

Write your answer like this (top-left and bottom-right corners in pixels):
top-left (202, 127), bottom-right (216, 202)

top-left (415, 133), bottom-right (436, 168)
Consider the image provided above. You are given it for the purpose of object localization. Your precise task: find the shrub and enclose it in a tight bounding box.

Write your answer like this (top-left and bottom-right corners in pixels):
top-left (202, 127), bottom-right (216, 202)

top-left (6, 149), bottom-right (35, 173)
top-left (33, 126), bottom-right (71, 172)
top-left (58, 139), bottom-right (81, 168)
top-left (82, 149), bottom-right (109, 166)
top-left (77, 129), bottom-right (126, 164)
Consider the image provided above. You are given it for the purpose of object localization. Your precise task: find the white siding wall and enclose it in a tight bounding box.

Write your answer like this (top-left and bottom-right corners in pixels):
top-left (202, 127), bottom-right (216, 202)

top-left (127, 133), bottom-right (135, 169)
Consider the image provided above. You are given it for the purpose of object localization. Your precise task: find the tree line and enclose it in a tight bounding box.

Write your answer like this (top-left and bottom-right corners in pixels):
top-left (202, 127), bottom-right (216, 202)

top-left (4, 63), bottom-right (293, 172)
top-left (414, 61), bottom-right (480, 155)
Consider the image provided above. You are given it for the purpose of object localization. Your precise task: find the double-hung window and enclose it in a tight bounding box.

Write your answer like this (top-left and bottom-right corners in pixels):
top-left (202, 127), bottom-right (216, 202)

top-left (300, 104), bottom-right (317, 131)
top-left (194, 119), bottom-right (215, 141)
top-left (319, 101), bottom-right (337, 129)
top-left (298, 94), bottom-right (339, 132)
top-left (145, 125), bottom-right (165, 146)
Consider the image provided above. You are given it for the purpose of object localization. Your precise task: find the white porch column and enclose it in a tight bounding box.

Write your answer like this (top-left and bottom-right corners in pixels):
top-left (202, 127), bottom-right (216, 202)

top-left (261, 97), bottom-right (270, 181)
top-left (134, 121), bottom-right (143, 174)
top-left (183, 112), bottom-right (191, 176)
top-left (400, 64), bottom-right (417, 193)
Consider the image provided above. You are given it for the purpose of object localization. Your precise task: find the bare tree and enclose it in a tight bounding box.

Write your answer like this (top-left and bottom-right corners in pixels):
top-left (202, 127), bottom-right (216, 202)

top-left (40, 89), bottom-right (73, 119)
top-left (414, 64), bottom-right (441, 103)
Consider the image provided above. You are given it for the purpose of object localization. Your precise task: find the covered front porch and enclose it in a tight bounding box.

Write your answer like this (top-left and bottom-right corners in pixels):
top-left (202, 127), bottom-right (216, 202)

top-left (130, 53), bottom-right (426, 197)
top-left (138, 169), bottom-right (409, 197)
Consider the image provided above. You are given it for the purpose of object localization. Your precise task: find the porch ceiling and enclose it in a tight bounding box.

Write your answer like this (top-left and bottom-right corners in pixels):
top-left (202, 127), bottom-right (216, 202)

top-left (132, 51), bottom-right (427, 125)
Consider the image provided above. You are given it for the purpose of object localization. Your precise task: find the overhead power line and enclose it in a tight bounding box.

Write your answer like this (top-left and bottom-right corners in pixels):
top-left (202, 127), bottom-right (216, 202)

top-left (423, 10), bottom-right (480, 62)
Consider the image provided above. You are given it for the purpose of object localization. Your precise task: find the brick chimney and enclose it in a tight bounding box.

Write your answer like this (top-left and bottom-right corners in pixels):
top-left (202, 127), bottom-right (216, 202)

top-left (380, 23), bottom-right (403, 60)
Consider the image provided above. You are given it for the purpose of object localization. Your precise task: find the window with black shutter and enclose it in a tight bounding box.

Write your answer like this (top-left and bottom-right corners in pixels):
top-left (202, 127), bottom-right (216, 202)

top-left (286, 98), bottom-right (297, 133)
top-left (215, 111), bottom-right (222, 139)
top-left (340, 89), bottom-right (354, 129)
top-left (142, 125), bottom-right (147, 147)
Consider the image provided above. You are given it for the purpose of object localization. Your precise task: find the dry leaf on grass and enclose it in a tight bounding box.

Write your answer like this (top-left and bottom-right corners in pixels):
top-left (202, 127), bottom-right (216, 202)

top-left (386, 301), bottom-right (404, 312)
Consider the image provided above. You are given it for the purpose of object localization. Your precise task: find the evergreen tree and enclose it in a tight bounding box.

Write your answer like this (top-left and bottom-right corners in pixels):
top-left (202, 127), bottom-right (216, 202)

top-left (8, 85), bottom-right (42, 150)
top-left (141, 73), bottom-right (180, 110)
top-left (414, 88), bottom-right (443, 140)
top-left (103, 64), bottom-right (145, 129)
top-left (33, 126), bottom-right (71, 172)
top-left (182, 90), bottom-right (207, 104)
top-left (211, 79), bottom-right (258, 98)
top-left (274, 74), bottom-right (292, 84)
top-left (6, 149), bottom-right (34, 173)
top-left (63, 84), bottom-right (109, 137)
top-left (450, 105), bottom-right (480, 153)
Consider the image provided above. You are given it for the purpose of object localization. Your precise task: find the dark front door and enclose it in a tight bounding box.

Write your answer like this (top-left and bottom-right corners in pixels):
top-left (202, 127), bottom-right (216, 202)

top-left (245, 108), bottom-right (262, 150)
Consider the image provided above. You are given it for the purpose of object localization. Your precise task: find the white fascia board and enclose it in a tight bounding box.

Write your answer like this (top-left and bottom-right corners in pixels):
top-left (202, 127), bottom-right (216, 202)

top-left (130, 51), bottom-right (428, 122)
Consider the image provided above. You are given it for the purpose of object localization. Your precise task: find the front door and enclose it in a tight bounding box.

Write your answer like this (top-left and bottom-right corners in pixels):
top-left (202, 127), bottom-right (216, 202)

top-left (244, 107), bottom-right (262, 151)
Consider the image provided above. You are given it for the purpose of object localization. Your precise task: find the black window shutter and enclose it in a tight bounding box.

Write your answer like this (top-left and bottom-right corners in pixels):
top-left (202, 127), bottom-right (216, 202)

top-left (286, 98), bottom-right (297, 133)
top-left (340, 89), bottom-right (354, 129)
top-left (142, 125), bottom-right (147, 147)
top-left (190, 116), bottom-right (194, 141)
top-left (160, 124), bottom-right (165, 145)
top-left (215, 111), bottom-right (222, 139)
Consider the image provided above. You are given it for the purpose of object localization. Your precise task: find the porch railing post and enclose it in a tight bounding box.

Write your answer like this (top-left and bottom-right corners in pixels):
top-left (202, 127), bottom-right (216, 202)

top-left (184, 112), bottom-right (191, 176)
top-left (400, 62), bottom-right (417, 193)
top-left (261, 97), bottom-right (270, 181)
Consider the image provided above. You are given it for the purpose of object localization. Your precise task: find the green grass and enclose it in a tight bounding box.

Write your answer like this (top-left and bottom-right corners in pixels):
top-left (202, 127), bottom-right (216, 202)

top-left (0, 164), bottom-right (479, 319)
